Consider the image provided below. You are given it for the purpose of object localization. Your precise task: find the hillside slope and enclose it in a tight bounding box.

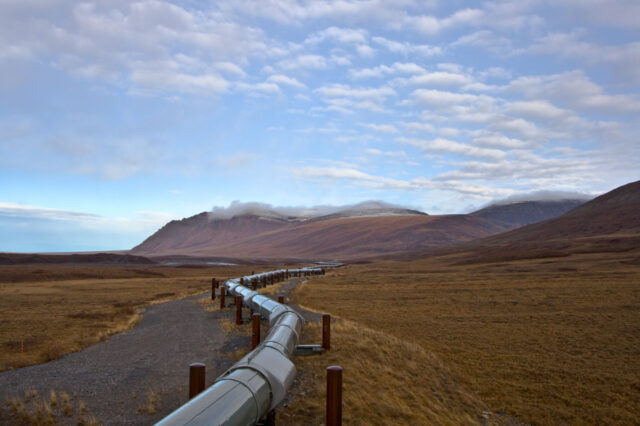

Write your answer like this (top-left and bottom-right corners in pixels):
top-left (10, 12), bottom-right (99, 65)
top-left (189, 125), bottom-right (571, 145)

top-left (454, 180), bottom-right (640, 262)
top-left (132, 206), bottom-right (512, 260)
top-left (132, 197), bottom-right (590, 260)
top-left (471, 199), bottom-right (586, 229)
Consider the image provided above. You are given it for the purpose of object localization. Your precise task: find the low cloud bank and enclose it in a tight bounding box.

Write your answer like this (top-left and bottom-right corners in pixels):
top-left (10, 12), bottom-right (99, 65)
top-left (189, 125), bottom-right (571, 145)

top-left (208, 200), bottom-right (416, 220)
top-left (490, 190), bottom-right (592, 206)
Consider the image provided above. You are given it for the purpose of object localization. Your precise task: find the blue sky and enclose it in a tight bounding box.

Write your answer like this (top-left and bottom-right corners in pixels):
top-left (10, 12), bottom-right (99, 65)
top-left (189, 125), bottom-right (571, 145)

top-left (1, 0), bottom-right (639, 252)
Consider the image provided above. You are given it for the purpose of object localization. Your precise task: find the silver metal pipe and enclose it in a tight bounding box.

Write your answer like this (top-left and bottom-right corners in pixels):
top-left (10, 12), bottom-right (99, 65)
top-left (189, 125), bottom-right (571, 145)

top-left (157, 267), bottom-right (324, 426)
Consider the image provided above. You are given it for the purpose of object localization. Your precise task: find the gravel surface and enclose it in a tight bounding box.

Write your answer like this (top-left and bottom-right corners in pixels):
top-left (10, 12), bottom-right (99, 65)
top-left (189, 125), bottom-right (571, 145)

top-left (0, 293), bottom-right (244, 425)
top-left (0, 277), bottom-right (319, 425)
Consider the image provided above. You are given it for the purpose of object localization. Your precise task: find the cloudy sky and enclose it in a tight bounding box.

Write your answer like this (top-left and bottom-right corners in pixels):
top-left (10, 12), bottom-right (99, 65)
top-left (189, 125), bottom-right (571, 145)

top-left (1, 0), bottom-right (639, 252)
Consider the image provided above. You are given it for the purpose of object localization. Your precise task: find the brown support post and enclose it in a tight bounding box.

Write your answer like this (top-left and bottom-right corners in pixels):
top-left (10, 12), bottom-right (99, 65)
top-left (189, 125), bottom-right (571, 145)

top-left (252, 313), bottom-right (261, 349)
top-left (278, 296), bottom-right (284, 304)
top-left (211, 281), bottom-right (216, 301)
top-left (262, 275), bottom-right (267, 287)
top-left (236, 295), bottom-right (243, 325)
top-left (252, 278), bottom-right (257, 290)
top-left (326, 366), bottom-right (343, 426)
top-left (322, 314), bottom-right (331, 350)
top-left (220, 287), bottom-right (226, 309)
top-left (189, 363), bottom-right (206, 400)
top-left (264, 409), bottom-right (276, 426)
top-left (240, 277), bottom-right (244, 286)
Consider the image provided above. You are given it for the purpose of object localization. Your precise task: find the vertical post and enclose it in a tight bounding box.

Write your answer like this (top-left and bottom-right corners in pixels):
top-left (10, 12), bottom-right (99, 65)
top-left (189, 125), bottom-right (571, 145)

top-left (264, 409), bottom-right (276, 426)
top-left (262, 276), bottom-right (267, 287)
top-left (211, 280), bottom-right (215, 301)
top-left (278, 296), bottom-right (284, 304)
top-left (240, 277), bottom-right (244, 286)
top-left (252, 279), bottom-right (257, 290)
top-left (252, 313), bottom-right (261, 349)
top-left (220, 287), bottom-right (226, 309)
top-left (236, 295), bottom-right (243, 325)
top-left (326, 366), bottom-right (343, 426)
top-left (322, 314), bottom-right (331, 350)
top-left (189, 363), bottom-right (206, 399)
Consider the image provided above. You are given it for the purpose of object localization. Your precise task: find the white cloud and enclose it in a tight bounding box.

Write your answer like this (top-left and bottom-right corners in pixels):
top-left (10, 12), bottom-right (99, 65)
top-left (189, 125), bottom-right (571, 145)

top-left (315, 84), bottom-right (395, 100)
top-left (406, 8), bottom-right (484, 35)
top-left (350, 62), bottom-right (425, 79)
top-left (356, 44), bottom-right (376, 57)
top-left (0, 202), bottom-right (176, 232)
top-left (0, 1), bottom-right (271, 95)
top-left (401, 122), bottom-right (436, 133)
top-left (451, 30), bottom-right (513, 52)
top-left (397, 137), bottom-right (507, 160)
top-left (371, 36), bottom-right (441, 57)
top-left (131, 68), bottom-right (230, 94)
top-left (360, 123), bottom-right (398, 133)
top-left (277, 54), bottom-right (328, 70)
top-left (305, 27), bottom-right (368, 45)
top-left (506, 71), bottom-right (640, 114)
top-left (525, 31), bottom-right (640, 85)
top-left (267, 74), bottom-right (306, 89)
top-left (410, 89), bottom-right (487, 108)
top-left (366, 148), bottom-right (406, 157)
top-left (292, 166), bottom-right (514, 198)
top-left (235, 81), bottom-right (281, 95)
top-left (405, 71), bottom-right (473, 86)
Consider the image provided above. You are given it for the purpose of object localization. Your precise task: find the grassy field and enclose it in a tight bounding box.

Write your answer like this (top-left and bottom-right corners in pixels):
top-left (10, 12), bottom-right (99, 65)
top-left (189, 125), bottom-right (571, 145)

top-left (0, 264), bottom-right (271, 372)
top-left (290, 251), bottom-right (640, 424)
top-left (278, 318), bottom-right (518, 425)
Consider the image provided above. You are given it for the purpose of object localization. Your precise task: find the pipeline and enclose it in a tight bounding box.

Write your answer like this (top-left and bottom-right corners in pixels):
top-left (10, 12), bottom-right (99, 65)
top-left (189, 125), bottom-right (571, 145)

top-left (156, 267), bottom-right (325, 426)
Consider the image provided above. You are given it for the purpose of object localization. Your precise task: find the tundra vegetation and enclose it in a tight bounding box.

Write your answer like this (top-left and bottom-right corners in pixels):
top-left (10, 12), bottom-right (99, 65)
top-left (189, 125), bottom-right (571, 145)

top-left (288, 250), bottom-right (640, 424)
top-left (0, 264), bottom-right (267, 372)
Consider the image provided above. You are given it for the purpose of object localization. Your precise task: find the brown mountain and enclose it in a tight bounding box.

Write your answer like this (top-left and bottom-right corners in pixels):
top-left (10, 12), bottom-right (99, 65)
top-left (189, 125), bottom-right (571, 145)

top-left (132, 198), bottom-right (588, 261)
top-left (454, 180), bottom-right (640, 263)
top-left (471, 199), bottom-right (586, 229)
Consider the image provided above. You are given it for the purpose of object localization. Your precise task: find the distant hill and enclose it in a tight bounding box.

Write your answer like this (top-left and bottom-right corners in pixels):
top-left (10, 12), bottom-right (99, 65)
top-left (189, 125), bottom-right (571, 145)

top-left (471, 199), bottom-right (586, 229)
top-left (0, 252), bottom-right (154, 265)
top-left (131, 197), bottom-right (590, 261)
top-left (453, 180), bottom-right (640, 263)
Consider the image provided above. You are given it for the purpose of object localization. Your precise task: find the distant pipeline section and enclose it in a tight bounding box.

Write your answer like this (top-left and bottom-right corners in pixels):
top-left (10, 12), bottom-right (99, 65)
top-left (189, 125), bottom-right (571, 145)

top-left (157, 267), bottom-right (326, 426)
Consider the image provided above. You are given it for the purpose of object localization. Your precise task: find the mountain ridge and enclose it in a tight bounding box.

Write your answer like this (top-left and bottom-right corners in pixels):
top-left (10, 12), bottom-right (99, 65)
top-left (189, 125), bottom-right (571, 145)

top-left (131, 197), bottom-right (591, 261)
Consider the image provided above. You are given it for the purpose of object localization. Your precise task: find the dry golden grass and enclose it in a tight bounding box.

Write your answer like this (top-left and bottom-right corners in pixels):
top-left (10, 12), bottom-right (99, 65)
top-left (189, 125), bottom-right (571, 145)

top-left (279, 319), bottom-right (512, 425)
top-left (137, 390), bottom-right (161, 415)
top-left (195, 296), bottom-right (220, 313)
top-left (218, 318), bottom-right (253, 337)
top-left (291, 251), bottom-right (640, 424)
top-left (0, 264), bottom-right (267, 372)
top-left (2, 389), bottom-right (98, 425)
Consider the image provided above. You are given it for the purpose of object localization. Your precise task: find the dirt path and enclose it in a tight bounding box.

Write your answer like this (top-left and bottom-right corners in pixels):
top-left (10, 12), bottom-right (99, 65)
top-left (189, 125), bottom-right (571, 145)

top-left (0, 293), bottom-right (243, 425)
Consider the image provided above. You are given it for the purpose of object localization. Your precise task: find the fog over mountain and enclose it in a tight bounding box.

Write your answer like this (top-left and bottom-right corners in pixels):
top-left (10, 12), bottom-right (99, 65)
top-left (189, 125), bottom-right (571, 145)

top-left (487, 191), bottom-right (592, 206)
top-left (207, 200), bottom-right (422, 221)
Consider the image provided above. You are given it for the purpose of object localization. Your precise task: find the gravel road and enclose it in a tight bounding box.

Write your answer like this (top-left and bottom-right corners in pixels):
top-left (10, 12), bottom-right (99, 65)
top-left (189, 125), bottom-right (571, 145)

top-left (0, 293), bottom-right (244, 425)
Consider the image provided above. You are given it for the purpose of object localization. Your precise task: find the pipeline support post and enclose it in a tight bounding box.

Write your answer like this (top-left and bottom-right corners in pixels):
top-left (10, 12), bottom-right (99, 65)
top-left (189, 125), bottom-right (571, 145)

top-left (322, 314), bottom-right (331, 350)
top-left (236, 295), bottom-right (244, 325)
top-left (278, 296), bottom-right (284, 304)
top-left (189, 363), bottom-right (206, 400)
top-left (220, 287), bottom-right (226, 309)
top-left (211, 280), bottom-right (215, 301)
top-left (326, 366), bottom-right (343, 426)
top-left (252, 313), bottom-right (261, 349)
